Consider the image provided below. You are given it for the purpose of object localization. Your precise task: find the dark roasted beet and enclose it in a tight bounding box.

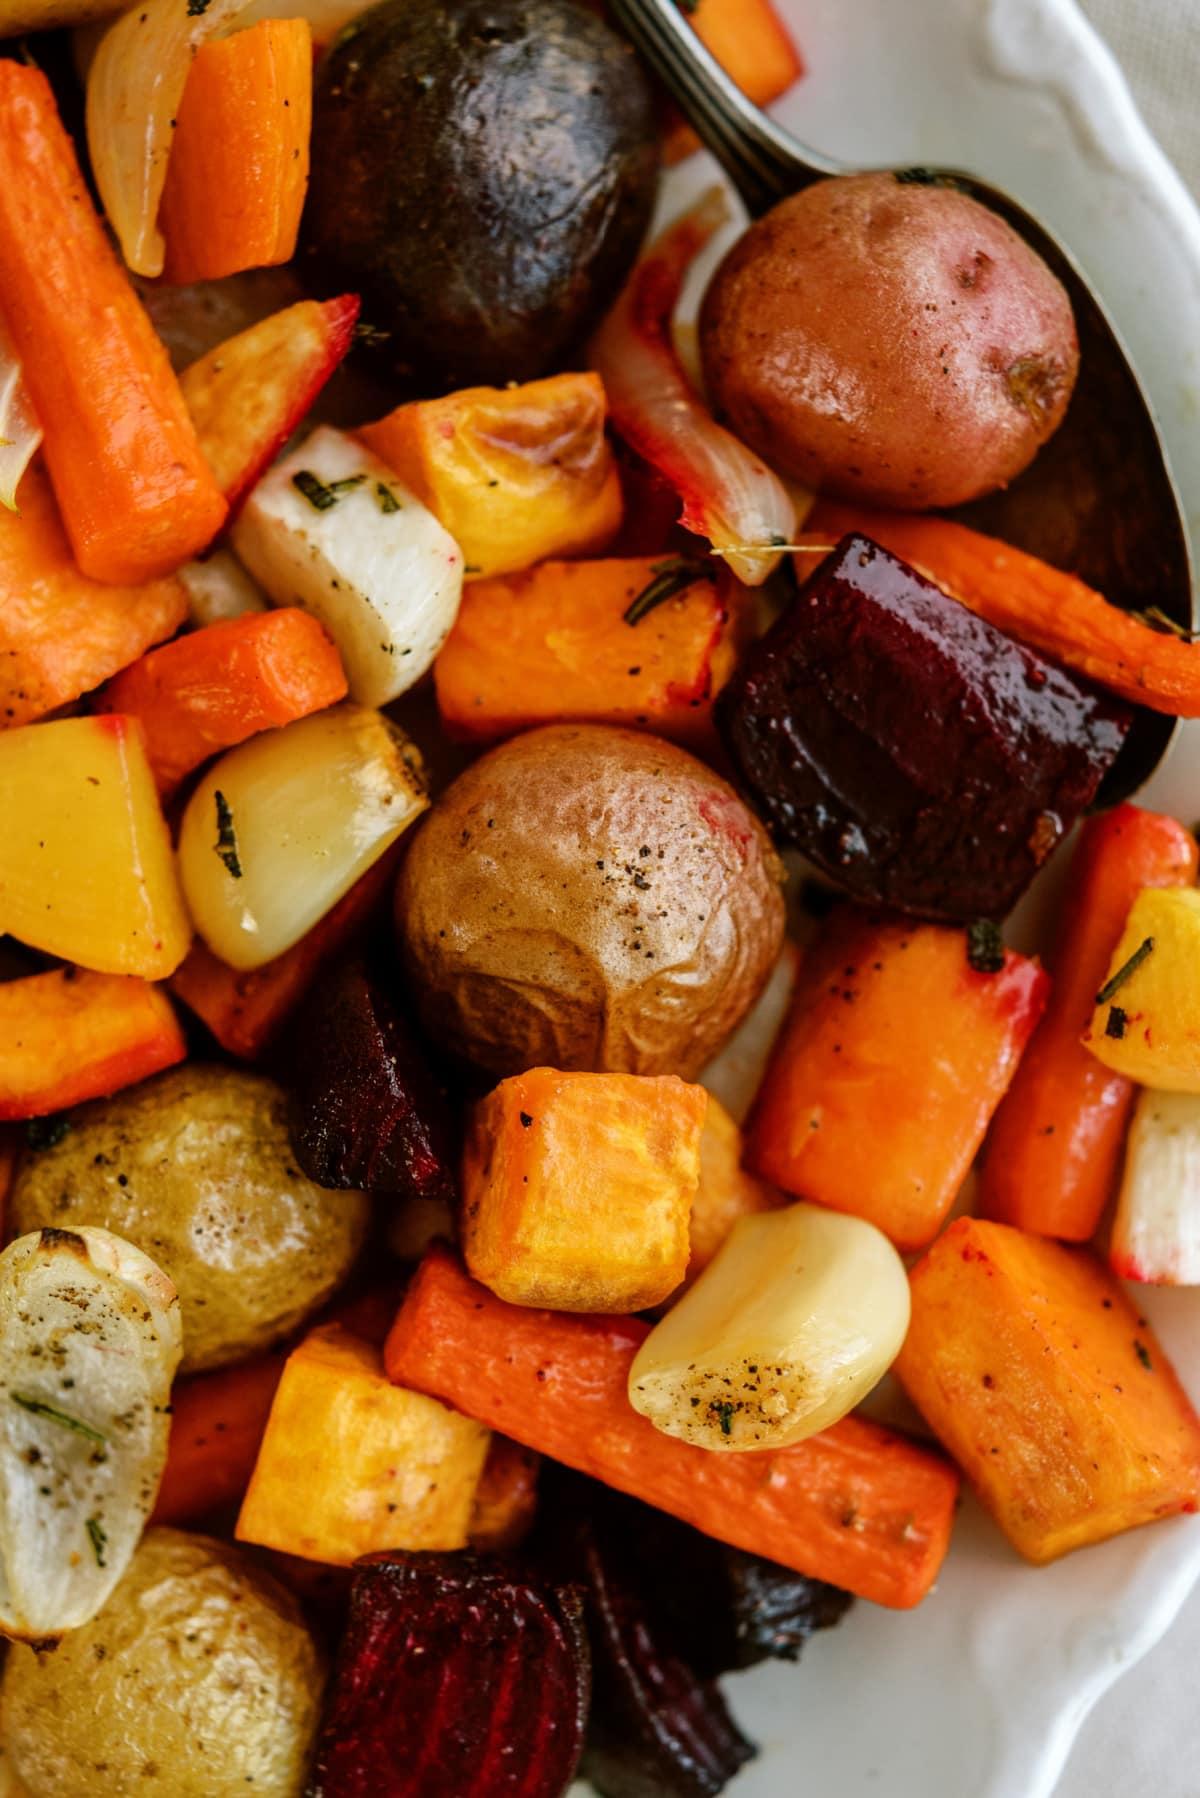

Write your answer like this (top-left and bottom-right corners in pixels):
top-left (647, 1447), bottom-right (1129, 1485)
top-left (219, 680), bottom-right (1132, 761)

top-left (309, 1550), bottom-right (589, 1797)
top-left (287, 961), bottom-right (457, 1201)
top-left (709, 1546), bottom-right (853, 1673)
top-left (716, 533), bottom-right (1130, 921)
top-left (543, 1493), bottom-right (755, 1798)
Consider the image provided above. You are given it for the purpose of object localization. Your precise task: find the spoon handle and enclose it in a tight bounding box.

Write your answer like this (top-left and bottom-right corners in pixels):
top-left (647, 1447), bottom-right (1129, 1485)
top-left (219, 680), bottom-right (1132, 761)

top-left (607, 0), bottom-right (839, 215)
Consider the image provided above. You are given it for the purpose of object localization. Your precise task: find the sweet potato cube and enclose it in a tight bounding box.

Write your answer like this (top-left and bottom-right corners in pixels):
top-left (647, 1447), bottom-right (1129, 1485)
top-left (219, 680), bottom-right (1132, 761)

top-left (1084, 887), bottom-right (1200, 1092)
top-left (0, 967), bottom-right (185, 1119)
top-left (747, 908), bottom-right (1049, 1251)
top-left (683, 1094), bottom-right (782, 1291)
top-left (236, 1324), bottom-right (490, 1566)
top-left (461, 1068), bottom-right (707, 1311)
top-left (896, 1217), bottom-right (1200, 1563)
top-left (359, 372), bottom-right (622, 580)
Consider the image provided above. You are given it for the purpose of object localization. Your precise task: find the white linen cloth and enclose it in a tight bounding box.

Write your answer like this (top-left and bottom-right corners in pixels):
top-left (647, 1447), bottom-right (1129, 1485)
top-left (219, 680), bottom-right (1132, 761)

top-left (1060, 6), bottom-right (1200, 1795)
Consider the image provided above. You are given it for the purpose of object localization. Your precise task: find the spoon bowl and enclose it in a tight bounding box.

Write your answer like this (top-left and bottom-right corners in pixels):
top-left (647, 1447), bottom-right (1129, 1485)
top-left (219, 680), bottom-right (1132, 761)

top-left (608, 0), bottom-right (1193, 800)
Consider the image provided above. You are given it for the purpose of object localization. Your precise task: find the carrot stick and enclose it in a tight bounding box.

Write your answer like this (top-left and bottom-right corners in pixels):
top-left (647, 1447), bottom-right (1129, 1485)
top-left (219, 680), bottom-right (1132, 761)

top-left (799, 503), bottom-right (1200, 717)
top-left (979, 805), bottom-right (1198, 1240)
top-left (384, 1245), bottom-right (959, 1609)
top-left (97, 609), bottom-right (348, 794)
top-left (169, 841), bottom-right (401, 1058)
top-left (0, 64), bottom-right (226, 584)
top-left (151, 1351), bottom-right (287, 1526)
top-left (159, 20), bottom-right (313, 285)
top-left (0, 462), bottom-right (187, 727)
top-left (0, 968), bottom-right (186, 1120)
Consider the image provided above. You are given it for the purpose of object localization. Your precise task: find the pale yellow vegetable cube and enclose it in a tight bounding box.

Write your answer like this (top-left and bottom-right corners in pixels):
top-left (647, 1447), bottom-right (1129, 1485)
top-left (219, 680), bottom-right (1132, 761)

top-left (1084, 888), bottom-right (1200, 1091)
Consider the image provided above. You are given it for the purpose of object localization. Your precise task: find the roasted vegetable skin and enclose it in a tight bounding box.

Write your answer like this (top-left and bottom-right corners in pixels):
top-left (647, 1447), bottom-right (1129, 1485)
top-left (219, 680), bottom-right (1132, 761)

top-left (309, 1550), bottom-right (590, 1796)
top-left (302, 0), bottom-right (658, 390)
top-left (717, 534), bottom-right (1129, 920)
top-left (287, 959), bottom-right (457, 1203)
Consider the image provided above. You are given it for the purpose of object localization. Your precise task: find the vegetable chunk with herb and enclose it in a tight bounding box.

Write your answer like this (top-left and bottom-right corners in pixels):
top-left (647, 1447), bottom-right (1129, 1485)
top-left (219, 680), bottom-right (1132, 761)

top-left (896, 1217), bottom-right (1200, 1563)
top-left (1084, 888), bottom-right (1200, 1090)
top-left (232, 424), bottom-right (463, 707)
top-left (462, 1068), bottom-right (707, 1312)
top-left (746, 906), bottom-right (1049, 1251)
top-left (359, 371), bottom-right (622, 579)
top-left (237, 1324), bottom-right (491, 1565)
top-left (434, 555), bottom-right (745, 748)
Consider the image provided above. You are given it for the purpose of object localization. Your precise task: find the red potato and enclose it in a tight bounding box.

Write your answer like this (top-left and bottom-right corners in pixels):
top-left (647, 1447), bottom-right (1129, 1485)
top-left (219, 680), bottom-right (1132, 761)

top-left (700, 173), bottom-right (1078, 509)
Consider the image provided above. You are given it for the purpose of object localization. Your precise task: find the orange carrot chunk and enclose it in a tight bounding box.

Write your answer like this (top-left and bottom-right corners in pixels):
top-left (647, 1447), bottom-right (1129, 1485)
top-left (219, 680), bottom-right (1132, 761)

top-left (97, 609), bottom-right (348, 794)
top-left (0, 64), bottom-right (226, 584)
top-left (979, 805), bottom-right (1198, 1240)
top-left (897, 1217), bottom-right (1200, 1563)
top-left (168, 842), bottom-right (401, 1059)
top-left (0, 968), bottom-right (186, 1120)
top-left (151, 1350), bottom-right (287, 1527)
top-left (664, 0), bottom-right (802, 163)
top-left (384, 1245), bottom-right (960, 1609)
top-left (0, 463), bottom-right (187, 728)
top-left (745, 907), bottom-right (1049, 1252)
top-left (160, 20), bottom-right (313, 286)
top-left (434, 558), bottom-right (745, 748)
top-left (799, 504), bottom-right (1200, 718)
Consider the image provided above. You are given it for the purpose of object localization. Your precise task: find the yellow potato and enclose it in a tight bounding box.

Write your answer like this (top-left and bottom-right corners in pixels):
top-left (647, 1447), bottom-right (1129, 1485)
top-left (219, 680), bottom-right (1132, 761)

top-left (1084, 888), bottom-right (1200, 1091)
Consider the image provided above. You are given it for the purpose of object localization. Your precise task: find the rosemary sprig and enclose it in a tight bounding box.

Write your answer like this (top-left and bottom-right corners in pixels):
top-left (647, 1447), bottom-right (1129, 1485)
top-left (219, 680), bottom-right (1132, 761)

top-left (624, 556), bottom-right (717, 626)
top-left (11, 1393), bottom-right (107, 1444)
top-left (1095, 936), bottom-right (1154, 1006)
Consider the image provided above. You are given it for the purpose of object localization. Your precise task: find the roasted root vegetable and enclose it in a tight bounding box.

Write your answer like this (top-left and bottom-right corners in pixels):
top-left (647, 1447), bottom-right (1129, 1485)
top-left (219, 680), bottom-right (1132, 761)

top-left (589, 191), bottom-right (797, 586)
top-left (1111, 1091), bottom-right (1200, 1285)
top-left (0, 64), bottom-right (226, 582)
top-left (232, 425), bottom-right (464, 706)
top-left (238, 1324), bottom-right (491, 1565)
top-left (630, 1203), bottom-right (909, 1450)
top-left (178, 704), bottom-right (427, 971)
top-left (180, 296), bottom-right (359, 512)
top-left (1084, 889), bottom-right (1200, 1090)
top-left (0, 0), bottom-right (121, 30)
top-left (718, 534), bottom-right (1129, 921)
top-left (698, 941), bottom-right (800, 1125)
top-left (397, 724), bottom-right (785, 1079)
top-left (0, 1225), bottom-right (181, 1640)
top-left (0, 715), bottom-right (191, 978)
top-left (159, 20), bottom-right (313, 285)
top-left (359, 372), bottom-right (622, 580)
top-left (169, 844), bottom-right (402, 1058)
top-left (97, 608), bottom-right (348, 794)
top-left (287, 959), bottom-right (457, 1203)
top-left (385, 1246), bottom-right (960, 1608)
top-left (802, 501), bottom-right (1200, 718)
top-left (0, 320), bottom-right (40, 514)
top-left (664, 0), bottom-right (802, 163)
top-left (897, 1217), bottom-right (1200, 1563)
top-left (682, 1093), bottom-right (782, 1291)
top-left (152, 1350), bottom-right (287, 1526)
top-left (309, 1549), bottom-right (590, 1797)
top-left (462, 1069), bottom-right (706, 1312)
top-left (11, 1065), bottom-right (369, 1375)
top-left (0, 968), bottom-right (185, 1120)
top-left (979, 805), bottom-right (1198, 1240)
top-left (434, 556), bottom-right (744, 748)
top-left (178, 550), bottom-right (267, 626)
top-left (746, 908), bottom-right (1049, 1251)
top-left (467, 1436), bottom-right (541, 1553)
top-left (0, 1529), bottom-right (324, 1796)
top-left (0, 463), bottom-right (187, 728)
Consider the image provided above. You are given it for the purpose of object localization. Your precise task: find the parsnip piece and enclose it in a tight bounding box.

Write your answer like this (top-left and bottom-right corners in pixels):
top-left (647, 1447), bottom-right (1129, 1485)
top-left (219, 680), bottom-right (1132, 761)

top-left (629, 1202), bottom-right (909, 1452)
top-left (178, 550), bottom-right (267, 627)
top-left (1111, 1089), bottom-right (1200, 1285)
top-left (232, 424), bottom-right (464, 707)
top-left (0, 1226), bottom-right (180, 1641)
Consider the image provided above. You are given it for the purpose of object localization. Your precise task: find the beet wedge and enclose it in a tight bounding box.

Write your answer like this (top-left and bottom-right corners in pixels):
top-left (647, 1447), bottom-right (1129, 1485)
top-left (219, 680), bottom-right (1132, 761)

top-left (309, 1550), bottom-right (590, 1797)
top-left (717, 533), bottom-right (1130, 921)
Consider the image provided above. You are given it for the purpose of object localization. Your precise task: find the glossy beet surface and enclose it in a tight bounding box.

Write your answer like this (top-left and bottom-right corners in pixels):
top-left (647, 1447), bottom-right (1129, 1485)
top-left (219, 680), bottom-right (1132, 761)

top-left (309, 1551), bottom-right (590, 1797)
top-left (717, 534), bottom-right (1130, 921)
top-left (287, 961), bottom-right (457, 1202)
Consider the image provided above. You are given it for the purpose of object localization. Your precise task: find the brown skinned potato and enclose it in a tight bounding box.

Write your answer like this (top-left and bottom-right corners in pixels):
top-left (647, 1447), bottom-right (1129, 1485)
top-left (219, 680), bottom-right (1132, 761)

top-left (700, 172), bottom-right (1078, 509)
top-left (396, 724), bottom-right (786, 1078)
top-left (10, 1066), bottom-right (368, 1374)
top-left (0, 1529), bottom-right (324, 1797)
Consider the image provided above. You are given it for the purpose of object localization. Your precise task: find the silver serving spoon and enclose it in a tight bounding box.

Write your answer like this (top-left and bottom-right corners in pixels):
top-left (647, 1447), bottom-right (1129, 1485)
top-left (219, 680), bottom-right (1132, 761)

top-left (608, 0), bottom-right (1194, 800)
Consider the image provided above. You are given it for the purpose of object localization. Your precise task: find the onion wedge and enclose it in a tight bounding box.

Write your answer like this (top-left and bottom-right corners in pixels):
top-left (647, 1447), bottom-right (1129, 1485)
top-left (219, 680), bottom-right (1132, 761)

top-left (590, 190), bottom-right (796, 586)
top-left (0, 1225), bottom-right (181, 1642)
top-left (86, 0), bottom-right (249, 277)
top-left (0, 320), bottom-right (42, 513)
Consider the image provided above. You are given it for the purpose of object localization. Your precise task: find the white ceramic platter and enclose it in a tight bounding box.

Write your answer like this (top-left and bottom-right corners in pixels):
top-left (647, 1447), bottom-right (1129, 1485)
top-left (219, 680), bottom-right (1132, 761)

top-left (597, 3), bottom-right (1200, 1796)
